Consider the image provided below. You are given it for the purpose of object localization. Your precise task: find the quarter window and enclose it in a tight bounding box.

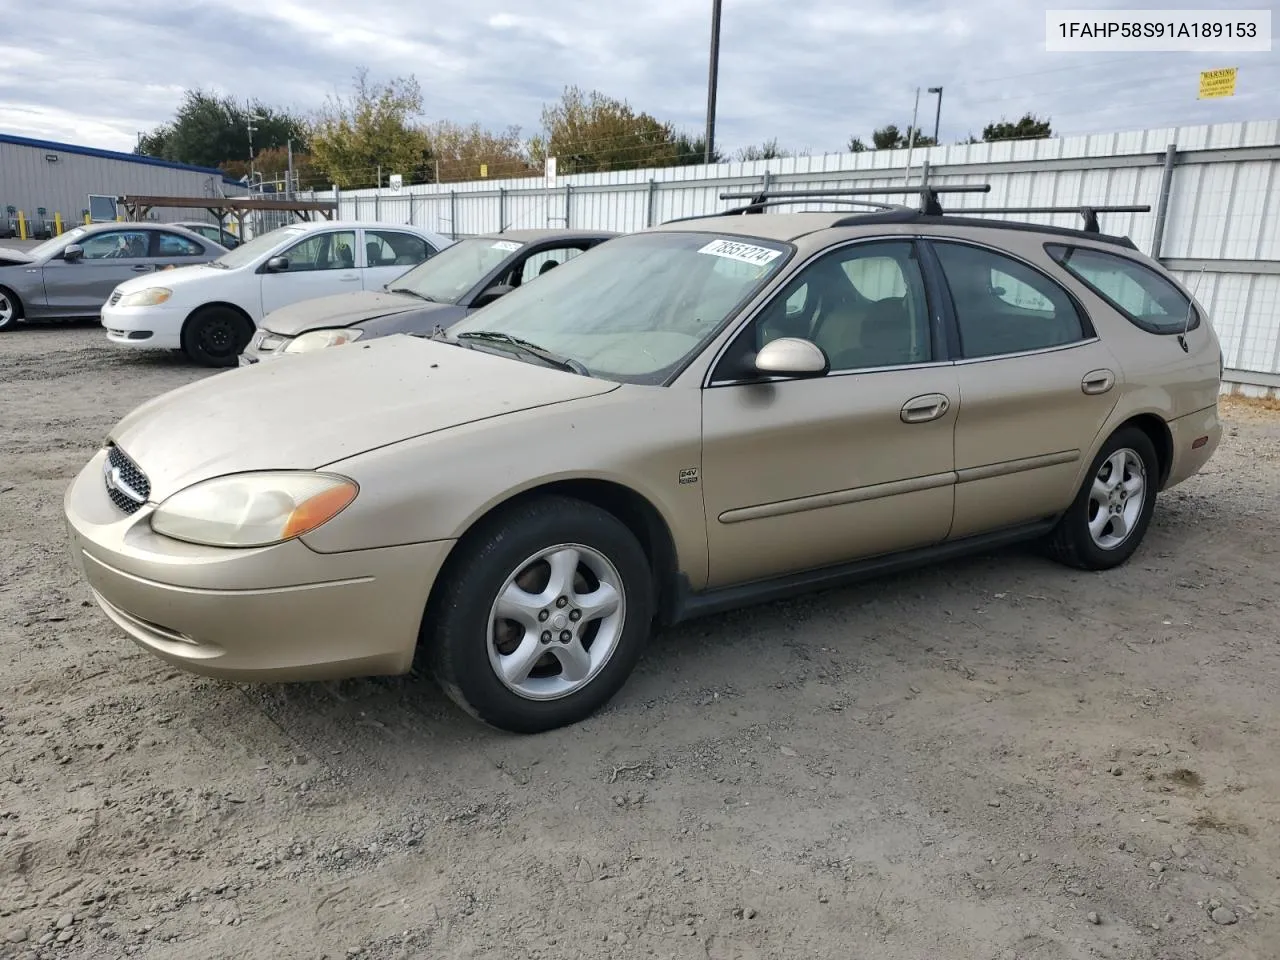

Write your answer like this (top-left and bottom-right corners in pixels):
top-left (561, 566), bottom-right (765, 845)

top-left (1045, 243), bottom-right (1197, 334)
top-left (733, 240), bottom-right (933, 374)
top-left (932, 242), bottom-right (1087, 359)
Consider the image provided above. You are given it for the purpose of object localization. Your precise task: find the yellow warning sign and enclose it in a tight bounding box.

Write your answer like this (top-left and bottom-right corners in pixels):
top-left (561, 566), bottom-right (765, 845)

top-left (1198, 67), bottom-right (1237, 99)
top-left (480, 163), bottom-right (489, 178)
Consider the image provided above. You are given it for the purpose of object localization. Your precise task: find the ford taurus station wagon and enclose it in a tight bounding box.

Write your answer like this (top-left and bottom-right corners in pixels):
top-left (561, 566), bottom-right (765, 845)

top-left (64, 188), bottom-right (1223, 733)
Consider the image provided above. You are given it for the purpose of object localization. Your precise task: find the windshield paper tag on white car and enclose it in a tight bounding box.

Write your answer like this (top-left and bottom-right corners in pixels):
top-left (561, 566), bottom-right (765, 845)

top-left (491, 240), bottom-right (521, 252)
top-left (697, 238), bottom-right (782, 266)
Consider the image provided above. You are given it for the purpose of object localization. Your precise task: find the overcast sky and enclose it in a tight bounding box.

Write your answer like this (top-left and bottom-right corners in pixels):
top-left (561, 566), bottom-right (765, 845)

top-left (1, 0), bottom-right (1275, 161)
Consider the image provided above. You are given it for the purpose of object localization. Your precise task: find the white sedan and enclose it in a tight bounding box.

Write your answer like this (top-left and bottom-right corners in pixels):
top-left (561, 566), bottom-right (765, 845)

top-left (100, 221), bottom-right (453, 367)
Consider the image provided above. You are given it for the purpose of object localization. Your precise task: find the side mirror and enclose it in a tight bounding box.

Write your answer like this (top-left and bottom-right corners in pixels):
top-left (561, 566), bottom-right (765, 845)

top-left (62, 244), bottom-right (84, 262)
top-left (264, 255), bottom-right (290, 273)
top-left (472, 283), bottom-right (514, 308)
top-left (752, 337), bottom-right (829, 378)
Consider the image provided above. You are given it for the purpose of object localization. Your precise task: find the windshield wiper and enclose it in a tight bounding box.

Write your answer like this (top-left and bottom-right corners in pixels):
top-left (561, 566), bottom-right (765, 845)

top-left (387, 287), bottom-right (440, 302)
top-left (453, 330), bottom-right (589, 376)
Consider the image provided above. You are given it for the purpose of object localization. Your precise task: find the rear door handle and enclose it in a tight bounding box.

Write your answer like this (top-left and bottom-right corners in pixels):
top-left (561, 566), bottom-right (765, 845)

top-left (131, 265), bottom-right (153, 272)
top-left (339, 273), bottom-right (359, 282)
top-left (1082, 369), bottom-right (1115, 395)
top-left (901, 393), bottom-right (951, 424)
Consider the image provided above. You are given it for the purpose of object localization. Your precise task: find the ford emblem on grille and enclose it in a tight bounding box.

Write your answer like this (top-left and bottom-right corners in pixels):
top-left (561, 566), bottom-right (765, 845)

top-left (103, 445), bottom-right (150, 513)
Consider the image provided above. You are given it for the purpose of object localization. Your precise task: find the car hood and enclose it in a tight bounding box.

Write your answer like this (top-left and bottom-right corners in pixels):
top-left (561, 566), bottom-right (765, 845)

top-left (261, 289), bottom-right (430, 336)
top-left (0, 247), bottom-right (37, 267)
top-left (107, 334), bottom-right (620, 499)
top-left (113, 261), bottom-right (230, 294)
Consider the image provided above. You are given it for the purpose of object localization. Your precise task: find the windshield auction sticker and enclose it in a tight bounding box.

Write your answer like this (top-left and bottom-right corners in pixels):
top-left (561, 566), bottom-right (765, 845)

top-left (698, 239), bottom-right (783, 266)
top-left (491, 240), bottom-right (522, 251)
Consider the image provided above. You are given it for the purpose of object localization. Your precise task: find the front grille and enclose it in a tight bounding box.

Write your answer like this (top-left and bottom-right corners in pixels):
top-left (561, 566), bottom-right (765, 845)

top-left (108, 291), bottom-right (122, 307)
top-left (104, 444), bottom-right (150, 514)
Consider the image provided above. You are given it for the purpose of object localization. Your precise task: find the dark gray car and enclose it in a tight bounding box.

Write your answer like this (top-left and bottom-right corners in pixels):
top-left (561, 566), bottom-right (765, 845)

top-left (239, 228), bottom-right (615, 363)
top-left (0, 222), bottom-right (227, 331)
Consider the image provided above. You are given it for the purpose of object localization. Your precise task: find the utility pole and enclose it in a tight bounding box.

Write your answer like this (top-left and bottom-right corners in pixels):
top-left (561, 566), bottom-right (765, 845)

top-left (903, 86), bottom-right (921, 184)
top-left (247, 114), bottom-right (264, 193)
top-left (286, 138), bottom-right (295, 198)
top-left (704, 0), bottom-right (723, 165)
top-left (928, 86), bottom-right (944, 143)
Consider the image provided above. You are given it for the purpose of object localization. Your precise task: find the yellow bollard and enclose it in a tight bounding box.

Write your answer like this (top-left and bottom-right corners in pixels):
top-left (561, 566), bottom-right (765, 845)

top-left (54, 212), bottom-right (63, 235)
top-left (83, 212), bottom-right (91, 225)
top-left (17, 211), bottom-right (27, 240)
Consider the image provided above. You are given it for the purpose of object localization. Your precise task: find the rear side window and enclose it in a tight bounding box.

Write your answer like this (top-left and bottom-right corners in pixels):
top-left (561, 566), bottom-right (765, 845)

top-left (932, 241), bottom-right (1088, 359)
top-left (1045, 244), bottom-right (1197, 334)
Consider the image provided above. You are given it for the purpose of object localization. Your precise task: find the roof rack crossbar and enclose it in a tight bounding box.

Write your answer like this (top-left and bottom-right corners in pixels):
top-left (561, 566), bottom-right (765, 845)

top-left (943, 204), bottom-right (1151, 233)
top-left (718, 185), bottom-right (990, 201)
top-left (661, 199), bottom-right (905, 225)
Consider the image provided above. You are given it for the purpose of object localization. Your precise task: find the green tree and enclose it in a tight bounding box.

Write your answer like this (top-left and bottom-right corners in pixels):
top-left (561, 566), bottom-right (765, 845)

top-left (868, 124), bottom-right (936, 150)
top-left (425, 120), bottom-right (534, 183)
top-left (309, 69), bottom-right (433, 188)
top-left (847, 136), bottom-right (868, 153)
top-left (135, 90), bottom-right (306, 170)
top-left (669, 133), bottom-right (724, 166)
top-left (981, 113), bottom-right (1053, 141)
top-left (528, 86), bottom-right (680, 174)
top-left (737, 138), bottom-right (793, 162)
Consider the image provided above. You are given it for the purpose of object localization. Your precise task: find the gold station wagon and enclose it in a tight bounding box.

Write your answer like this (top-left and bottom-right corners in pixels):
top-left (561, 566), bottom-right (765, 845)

top-left (64, 185), bottom-right (1223, 733)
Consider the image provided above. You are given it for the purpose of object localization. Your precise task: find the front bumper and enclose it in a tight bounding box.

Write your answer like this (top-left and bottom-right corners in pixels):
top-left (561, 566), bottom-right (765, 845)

top-left (101, 301), bottom-right (187, 351)
top-left (64, 448), bottom-right (456, 681)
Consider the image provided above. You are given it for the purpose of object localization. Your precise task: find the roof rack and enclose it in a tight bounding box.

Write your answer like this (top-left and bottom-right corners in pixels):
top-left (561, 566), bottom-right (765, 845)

top-left (718, 184), bottom-right (990, 216)
top-left (942, 204), bottom-right (1151, 233)
top-left (661, 182), bottom-right (1151, 237)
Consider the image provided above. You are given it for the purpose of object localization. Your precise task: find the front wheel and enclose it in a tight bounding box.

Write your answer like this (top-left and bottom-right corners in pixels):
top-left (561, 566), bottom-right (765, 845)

top-left (0, 287), bottom-right (22, 331)
top-left (182, 306), bottom-right (253, 367)
top-left (1046, 426), bottom-right (1159, 570)
top-left (424, 495), bottom-right (654, 733)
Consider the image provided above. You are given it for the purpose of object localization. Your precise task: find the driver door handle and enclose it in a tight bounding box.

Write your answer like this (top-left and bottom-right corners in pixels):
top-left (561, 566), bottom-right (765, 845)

top-left (901, 393), bottom-right (951, 424)
top-left (131, 264), bottom-right (153, 272)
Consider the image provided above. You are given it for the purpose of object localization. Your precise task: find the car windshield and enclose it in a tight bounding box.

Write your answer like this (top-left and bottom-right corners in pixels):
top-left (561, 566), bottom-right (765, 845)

top-left (212, 225), bottom-right (306, 268)
top-left (445, 231), bottom-right (791, 385)
top-left (388, 237), bottom-right (526, 303)
top-left (28, 227), bottom-right (87, 259)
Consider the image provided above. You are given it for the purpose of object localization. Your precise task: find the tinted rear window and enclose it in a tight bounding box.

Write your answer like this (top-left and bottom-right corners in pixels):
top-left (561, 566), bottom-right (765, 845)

top-left (1045, 244), bottom-right (1197, 335)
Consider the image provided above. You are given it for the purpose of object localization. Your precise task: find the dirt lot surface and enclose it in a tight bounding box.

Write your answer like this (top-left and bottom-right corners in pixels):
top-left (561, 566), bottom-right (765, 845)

top-left (2, 325), bottom-right (1279, 960)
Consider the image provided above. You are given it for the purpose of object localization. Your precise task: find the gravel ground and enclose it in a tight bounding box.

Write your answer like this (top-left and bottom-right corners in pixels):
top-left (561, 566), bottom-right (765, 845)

top-left (2, 324), bottom-right (1279, 960)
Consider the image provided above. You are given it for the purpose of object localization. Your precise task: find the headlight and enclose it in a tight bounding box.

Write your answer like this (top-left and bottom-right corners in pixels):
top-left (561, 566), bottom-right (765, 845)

top-left (283, 327), bottom-right (365, 354)
top-left (150, 471), bottom-right (357, 548)
top-left (117, 287), bottom-right (172, 307)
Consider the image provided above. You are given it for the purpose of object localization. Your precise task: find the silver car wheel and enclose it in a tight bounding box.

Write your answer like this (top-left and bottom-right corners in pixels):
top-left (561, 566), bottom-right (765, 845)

top-left (486, 543), bottom-right (627, 701)
top-left (0, 291), bottom-right (15, 328)
top-left (1087, 447), bottom-right (1146, 550)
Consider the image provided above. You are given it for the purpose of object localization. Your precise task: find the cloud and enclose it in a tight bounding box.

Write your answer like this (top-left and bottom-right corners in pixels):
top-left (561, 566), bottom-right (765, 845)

top-left (0, 0), bottom-right (1275, 156)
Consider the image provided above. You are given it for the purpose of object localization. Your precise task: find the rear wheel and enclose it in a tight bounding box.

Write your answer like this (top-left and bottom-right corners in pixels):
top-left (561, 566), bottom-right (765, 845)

top-left (0, 287), bottom-right (22, 331)
top-left (182, 306), bottom-right (253, 367)
top-left (1046, 426), bottom-right (1159, 570)
top-left (424, 495), bottom-right (654, 733)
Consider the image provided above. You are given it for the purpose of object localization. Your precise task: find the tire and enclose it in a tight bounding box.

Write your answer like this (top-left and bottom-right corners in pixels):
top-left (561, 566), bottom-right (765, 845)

top-left (0, 287), bottom-right (22, 331)
top-left (181, 306), bottom-right (253, 367)
top-left (1046, 426), bottom-right (1159, 571)
top-left (424, 495), bottom-right (654, 734)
